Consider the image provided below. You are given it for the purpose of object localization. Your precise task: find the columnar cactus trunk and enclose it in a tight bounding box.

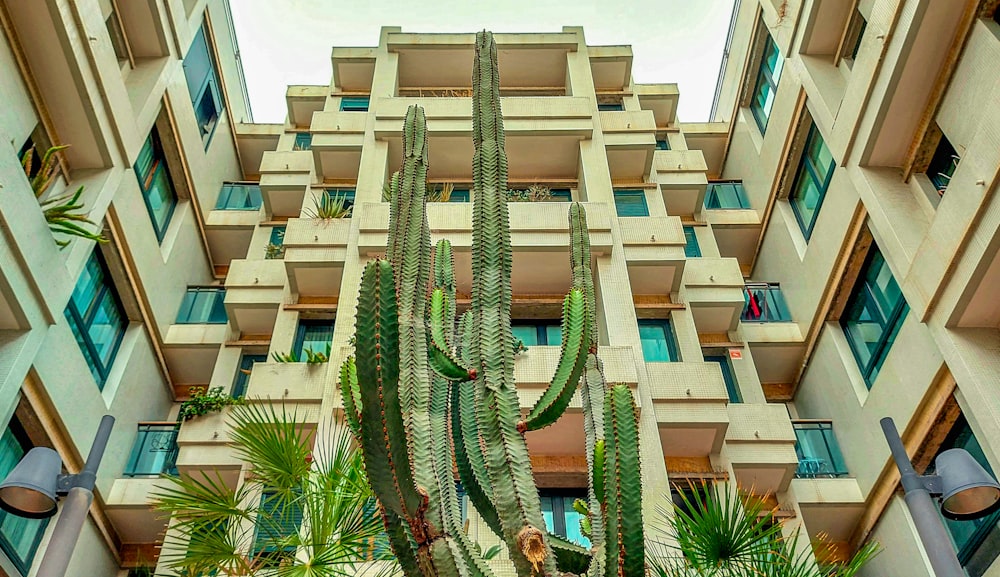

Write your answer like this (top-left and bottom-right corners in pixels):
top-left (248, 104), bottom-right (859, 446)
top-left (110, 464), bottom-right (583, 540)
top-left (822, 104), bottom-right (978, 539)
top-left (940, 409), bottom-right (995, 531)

top-left (344, 30), bottom-right (644, 577)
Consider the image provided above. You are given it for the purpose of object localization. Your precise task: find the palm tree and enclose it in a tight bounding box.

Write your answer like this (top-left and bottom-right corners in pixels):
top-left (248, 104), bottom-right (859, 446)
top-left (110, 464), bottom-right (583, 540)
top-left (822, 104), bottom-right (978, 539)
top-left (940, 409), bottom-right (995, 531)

top-left (647, 482), bottom-right (881, 577)
top-left (152, 402), bottom-right (391, 576)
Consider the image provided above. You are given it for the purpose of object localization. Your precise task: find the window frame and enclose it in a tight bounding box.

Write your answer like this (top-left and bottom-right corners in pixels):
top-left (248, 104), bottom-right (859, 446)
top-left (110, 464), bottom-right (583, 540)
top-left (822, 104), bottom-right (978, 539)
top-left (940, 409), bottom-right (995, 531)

top-left (135, 127), bottom-right (178, 242)
top-left (683, 226), bottom-right (702, 257)
top-left (0, 419), bottom-right (50, 574)
top-left (840, 9), bottom-right (868, 65)
top-left (704, 181), bottom-right (751, 210)
top-left (597, 102), bottom-right (624, 112)
top-left (749, 27), bottom-right (783, 134)
top-left (704, 355), bottom-right (741, 403)
top-left (926, 133), bottom-right (960, 196)
top-left (339, 96), bottom-right (370, 112)
top-left (637, 318), bottom-right (679, 362)
top-left (293, 132), bottom-right (312, 151)
top-left (788, 123), bottom-right (835, 240)
top-left (839, 246), bottom-right (908, 389)
top-left (183, 21), bottom-right (225, 148)
top-left (293, 319), bottom-right (335, 358)
top-left (216, 183), bottom-right (262, 210)
top-left (64, 249), bottom-right (128, 389)
top-left (613, 189), bottom-right (649, 217)
top-left (175, 287), bottom-right (228, 325)
top-left (511, 321), bottom-right (562, 347)
top-left (539, 489), bottom-right (589, 547)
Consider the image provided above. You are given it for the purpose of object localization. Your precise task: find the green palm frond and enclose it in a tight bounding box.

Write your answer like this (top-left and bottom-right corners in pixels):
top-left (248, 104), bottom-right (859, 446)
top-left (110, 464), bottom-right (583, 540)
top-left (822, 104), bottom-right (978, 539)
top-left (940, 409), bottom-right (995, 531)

top-left (304, 191), bottom-right (352, 219)
top-left (229, 402), bottom-right (313, 492)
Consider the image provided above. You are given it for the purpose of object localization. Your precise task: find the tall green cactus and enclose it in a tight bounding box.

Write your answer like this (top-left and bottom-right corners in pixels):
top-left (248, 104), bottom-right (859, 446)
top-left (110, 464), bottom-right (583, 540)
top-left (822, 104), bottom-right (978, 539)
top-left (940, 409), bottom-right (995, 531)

top-left (344, 31), bottom-right (644, 577)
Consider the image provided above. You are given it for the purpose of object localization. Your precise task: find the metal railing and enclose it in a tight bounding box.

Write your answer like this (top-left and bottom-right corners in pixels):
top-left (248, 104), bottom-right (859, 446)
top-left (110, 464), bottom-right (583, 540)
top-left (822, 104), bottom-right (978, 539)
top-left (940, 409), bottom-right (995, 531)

top-left (742, 283), bottom-right (792, 322)
top-left (793, 421), bottom-right (849, 478)
top-left (176, 287), bottom-right (227, 324)
top-left (124, 423), bottom-right (180, 477)
top-left (216, 183), bottom-right (262, 210)
top-left (704, 181), bottom-right (751, 209)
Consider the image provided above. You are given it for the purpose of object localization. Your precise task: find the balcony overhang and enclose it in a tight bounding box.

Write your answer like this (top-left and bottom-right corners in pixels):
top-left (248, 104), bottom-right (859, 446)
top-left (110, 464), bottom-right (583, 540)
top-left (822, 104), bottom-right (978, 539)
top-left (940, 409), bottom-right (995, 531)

top-left (789, 477), bottom-right (866, 543)
top-left (235, 123), bottom-right (281, 179)
top-left (285, 85), bottom-right (327, 129)
top-left (649, 363), bottom-right (730, 456)
top-left (724, 404), bottom-right (799, 494)
top-left (682, 258), bottom-right (746, 333)
top-left (621, 216), bottom-right (687, 293)
top-left (282, 218), bottom-right (350, 297)
top-left (106, 478), bottom-right (169, 544)
top-left (589, 45), bottom-right (633, 92)
top-left (332, 47), bottom-right (376, 92)
top-left (205, 209), bottom-right (258, 267)
top-left (680, 122), bottom-right (728, 180)
top-left (601, 110), bottom-right (656, 181)
top-left (741, 323), bottom-right (807, 401)
top-left (655, 150), bottom-right (710, 218)
top-left (705, 210), bottom-right (762, 274)
top-left (636, 84), bottom-right (680, 127)
top-left (224, 259), bottom-right (285, 336)
top-left (259, 151), bottom-right (314, 218)
top-left (163, 324), bottom-right (228, 385)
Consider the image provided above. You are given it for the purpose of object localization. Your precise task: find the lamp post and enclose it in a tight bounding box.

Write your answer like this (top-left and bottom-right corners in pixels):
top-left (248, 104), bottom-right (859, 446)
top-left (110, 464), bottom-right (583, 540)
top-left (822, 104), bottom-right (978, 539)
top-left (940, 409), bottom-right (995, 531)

top-left (0, 415), bottom-right (114, 577)
top-left (880, 417), bottom-right (1000, 577)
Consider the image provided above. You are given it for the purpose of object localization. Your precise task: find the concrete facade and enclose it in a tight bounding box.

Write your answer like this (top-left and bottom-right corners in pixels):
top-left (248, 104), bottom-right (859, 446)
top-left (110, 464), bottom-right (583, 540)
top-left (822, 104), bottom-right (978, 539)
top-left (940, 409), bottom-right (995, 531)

top-left (0, 1), bottom-right (997, 576)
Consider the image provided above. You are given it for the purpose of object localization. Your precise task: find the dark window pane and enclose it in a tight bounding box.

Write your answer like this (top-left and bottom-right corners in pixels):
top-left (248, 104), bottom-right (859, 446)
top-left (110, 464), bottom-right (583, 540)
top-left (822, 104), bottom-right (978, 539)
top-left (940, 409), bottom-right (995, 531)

top-left (0, 423), bottom-right (49, 573)
top-left (340, 96), bottom-right (370, 112)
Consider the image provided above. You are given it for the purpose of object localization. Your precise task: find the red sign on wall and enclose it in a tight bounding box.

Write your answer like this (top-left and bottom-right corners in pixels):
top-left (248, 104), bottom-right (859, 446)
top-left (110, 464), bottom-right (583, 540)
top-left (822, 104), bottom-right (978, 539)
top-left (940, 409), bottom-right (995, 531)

top-left (728, 348), bottom-right (743, 360)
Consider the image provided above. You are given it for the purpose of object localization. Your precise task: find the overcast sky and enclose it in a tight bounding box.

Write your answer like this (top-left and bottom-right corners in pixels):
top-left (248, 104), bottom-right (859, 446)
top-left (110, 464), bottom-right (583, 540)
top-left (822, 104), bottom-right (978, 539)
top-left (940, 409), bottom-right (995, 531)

top-left (230, 0), bottom-right (737, 124)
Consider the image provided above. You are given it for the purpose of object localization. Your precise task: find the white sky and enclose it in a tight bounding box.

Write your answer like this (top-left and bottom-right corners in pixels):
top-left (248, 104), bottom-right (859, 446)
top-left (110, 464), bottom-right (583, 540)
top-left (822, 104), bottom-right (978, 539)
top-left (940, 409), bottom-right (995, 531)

top-left (230, 0), bottom-right (737, 124)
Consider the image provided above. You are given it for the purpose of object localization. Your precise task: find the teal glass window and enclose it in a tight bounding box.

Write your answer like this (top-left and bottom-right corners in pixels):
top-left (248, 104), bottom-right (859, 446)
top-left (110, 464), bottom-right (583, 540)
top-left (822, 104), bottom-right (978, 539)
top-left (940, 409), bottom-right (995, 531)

top-left (266, 226), bottom-right (286, 260)
top-left (512, 322), bottom-right (562, 347)
top-left (789, 124), bottom-right (836, 240)
top-left (792, 421), bottom-right (848, 478)
top-left (638, 319), bottom-right (678, 362)
top-left (929, 415), bottom-right (1000, 574)
top-left (176, 288), bottom-right (227, 324)
top-left (704, 355), bottom-right (741, 403)
top-left (135, 127), bottom-right (177, 241)
top-left (655, 138), bottom-right (670, 150)
top-left (339, 96), bottom-right (369, 112)
top-left (449, 188), bottom-right (471, 202)
top-left (64, 249), bottom-right (128, 389)
top-left (294, 319), bottom-right (334, 357)
top-left (598, 102), bottom-right (624, 112)
top-left (549, 189), bottom-right (572, 201)
top-left (750, 30), bottom-right (783, 133)
top-left (613, 190), bottom-right (649, 217)
top-left (183, 22), bottom-right (224, 146)
top-left (253, 490), bottom-right (303, 568)
top-left (325, 188), bottom-right (356, 212)
top-left (0, 421), bottom-right (50, 574)
top-left (293, 132), bottom-right (312, 151)
top-left (927, 133), bottom-right (959, 196)
top-left (683, 226), bottom-right (701, 257)
top-left (232, 353), bottom-right (267, 398)
top-left (704, 181), bottom-right (750, 209)
top-left (840, 246), bottom-right (908, 388)
top-left (124, 423), bottom-right (180, 477)
top-left (216, 183), bottom-right (262, 210)
top-left (742, 283), bottom-right (792, 322)
top-left (540, 490), bottom-right (589, 547)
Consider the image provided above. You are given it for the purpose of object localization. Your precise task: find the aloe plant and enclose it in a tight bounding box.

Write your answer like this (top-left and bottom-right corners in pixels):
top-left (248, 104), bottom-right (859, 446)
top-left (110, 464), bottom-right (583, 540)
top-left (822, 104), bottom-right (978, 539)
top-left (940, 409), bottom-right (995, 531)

top-left (340, 31), bottom-right (644, 577)
top-left (18, 145), bottom-right (108, 248)
top-left (304, 190), bottom-right (352, 219)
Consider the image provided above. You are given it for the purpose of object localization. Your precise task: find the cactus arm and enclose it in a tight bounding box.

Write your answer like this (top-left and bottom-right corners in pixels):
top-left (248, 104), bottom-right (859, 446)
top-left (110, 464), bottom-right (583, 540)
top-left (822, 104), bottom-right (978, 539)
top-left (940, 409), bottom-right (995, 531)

top-left (433, 240), bottom-right (458, 347)
top-left (429, 289), bottom-right (477, 382)
top-left (338, 357), bottom-right (362, 439)
top-left (548, 534), bottom-right (591, 575)
top-left (451, 383), bottom-right (504, 538)
top-left (603, 384), bottom-right (644, 577)
top-left (520, 289), bottom-right (589, 432)
top-left (383, 508), bottom-right (425, 577)
top-left (429, 342), bottom-right (477, 382)
top-left (355, 259), bottom-right (424, 521)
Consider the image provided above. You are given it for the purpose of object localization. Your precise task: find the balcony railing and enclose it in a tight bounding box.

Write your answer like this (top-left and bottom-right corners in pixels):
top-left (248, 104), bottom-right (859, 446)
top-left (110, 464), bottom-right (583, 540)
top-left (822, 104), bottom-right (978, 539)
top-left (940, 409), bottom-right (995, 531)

top-left (704, 181), bottom-right (750, 209)
top-left (793, 421), bottom-right (848, 478)
top-left (176, 287), bottom-right (227, 324)
top-left (124, 423), bottom-right (180, 477)
top-left (216, 183), bottom-right (262, 210)
top-left (742, 283), bottom-right (791, 322)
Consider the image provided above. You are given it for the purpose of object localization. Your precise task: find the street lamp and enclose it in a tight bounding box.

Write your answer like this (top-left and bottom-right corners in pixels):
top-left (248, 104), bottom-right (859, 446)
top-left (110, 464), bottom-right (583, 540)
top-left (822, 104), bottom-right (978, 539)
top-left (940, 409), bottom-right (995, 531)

top-left (0, 415), bottom-right (115, 577)
top-left (881, 417), bottom-right (1000, 577)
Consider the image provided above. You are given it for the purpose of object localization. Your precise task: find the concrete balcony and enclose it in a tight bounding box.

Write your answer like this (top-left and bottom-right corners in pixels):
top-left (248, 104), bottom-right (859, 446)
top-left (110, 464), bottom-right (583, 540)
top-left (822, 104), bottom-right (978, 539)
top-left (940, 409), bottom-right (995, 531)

top-left (636, 83), bottom-right (680, 128)
top-left (282, 218), bottom-right (351, 297)
top-left (680, 122), bottom-right (728, 179)
top-left (619, 216), bottom-right (687, 292)
top-left (105, 422), bottom-right (180, 544)
top-left (309, 111), bottom-right (366, 181)
top-left (224, 259), bottom-right (286, 337)
top-left (286, 85), bottom-right (327, 129)
top-left (654, 149), bottom-right (710, 217)
top-left (205, 208), bottom-right (259, 267)
top-left (724, 404), bottom-right (798, 494)
top-left (648, 362), bottom-right (730, 457)
top-left (244, 362), bottom-right (325, 422)
top-left (681, 258), bottom-right (746, 333)
top-left (235, 123), bottom-right (282, 179)
top-left (259, 150), bottom-right (314, 217)
top-left (789, 477), bottom-right (865, 544)
top-left (600, 110), bottom-right (656, 181)
top-left (163, 323), bottom-right (229, 389)
top-left (175, 408), bottom-right (243, 480)
top-left (589, 45), bottom-right (632, 92)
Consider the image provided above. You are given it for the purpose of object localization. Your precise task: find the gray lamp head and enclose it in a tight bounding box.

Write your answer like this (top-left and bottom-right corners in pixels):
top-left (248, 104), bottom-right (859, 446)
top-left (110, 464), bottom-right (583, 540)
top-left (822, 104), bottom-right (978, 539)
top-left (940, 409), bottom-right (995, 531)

top-left (936, 448), bottom-right (1000, 521)
top-left (0, 447), bottom-right (61, 519)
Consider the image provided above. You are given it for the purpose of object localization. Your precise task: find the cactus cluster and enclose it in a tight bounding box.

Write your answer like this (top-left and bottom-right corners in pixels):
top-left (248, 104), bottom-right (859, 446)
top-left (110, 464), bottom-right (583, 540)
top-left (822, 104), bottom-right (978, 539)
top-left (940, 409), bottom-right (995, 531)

top-left (340, 31), bottom-right (644, 577)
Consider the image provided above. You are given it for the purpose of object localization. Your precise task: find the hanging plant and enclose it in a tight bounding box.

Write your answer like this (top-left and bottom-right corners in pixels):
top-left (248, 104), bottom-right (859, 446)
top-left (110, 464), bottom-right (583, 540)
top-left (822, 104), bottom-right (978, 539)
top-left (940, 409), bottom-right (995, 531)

top-left (19, 145), bottom-right (108, 248)
top-left (179, 386), bottom-right (243, 421)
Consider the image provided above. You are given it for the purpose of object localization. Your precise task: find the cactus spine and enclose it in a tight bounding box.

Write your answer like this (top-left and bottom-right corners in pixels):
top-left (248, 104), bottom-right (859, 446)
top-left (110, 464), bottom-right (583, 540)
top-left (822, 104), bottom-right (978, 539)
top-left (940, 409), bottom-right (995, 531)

top-left (346, 30), bottom-right (644, 577)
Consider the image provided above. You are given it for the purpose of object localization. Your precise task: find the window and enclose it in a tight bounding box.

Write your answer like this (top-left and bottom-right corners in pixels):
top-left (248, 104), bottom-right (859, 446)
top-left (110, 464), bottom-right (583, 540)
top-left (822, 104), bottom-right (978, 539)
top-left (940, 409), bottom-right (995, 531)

top-left (294, 319), bottom-right (334, 358)
top-left (927, 133), bottom-right (959, 196)
top-left (293, 132), bottom-right (312, 151)
top-left (637, 319), bottom-right (678, 362)
top-left (549, 188), bottom-right (572, 201)
top-left (64, 249), bottom-right (128, 389)
top-left (840, 245), bottom-right (908, 388)
top-left (324, 188), bottom-right (356, 212)
top-left (792, 421), bottom-right (848, 478)
top-left (17, 136), bottom-right (42, 180)
top-left (339, 96), bottom-right (369, 112)
top-left (742, 283), bottom-right (792, 322)
top-left (124, 423), bottom-right (180, 477)
top-left (176, 288), bottom-right (227, 324)
top-left (613, 190), bottom-right (649, 217)
top-left (704, 182), bottom-right (750, 209)
top-left (449, 188), bottom-right (471, 202)
top-left (842, 10), bottom-right (867, 64)
top-left (105, 8), bottom-right (130, 66)
top-left (0, 420), bottom-right (50, 574)
top-left (683, 227), bottom-right (701, 257)
top-left (655, 138), bottom-right (670, 150)
top-left (266, 226), bottom-right (286, 260)
top-left (789, 123), bottom-right (835, 240)
top-left (994, 6), bottom-right (1000, 27)
top-left (232, 354), bottom-right (267, 398)
top-left (539, 490), bottom-right (589, 547)
top-left (183, 22), bottom-right (224, 146)
top-left (598, 101), bottom-right (624, 112)
top-left (928, 414), bottom-right (1000, 576)
top-left (512, 321), bottom-right (562, 347)
top-left (216, 183), bottom-right (262, 210)
top-left (704, 355), bottom-right (741, 403)
top-left (135, 127), bottom-right (177, 241)
top-left (253, 490), bottom-right (303, 568)
top-left (750, 28), bottom-right (783, 133)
